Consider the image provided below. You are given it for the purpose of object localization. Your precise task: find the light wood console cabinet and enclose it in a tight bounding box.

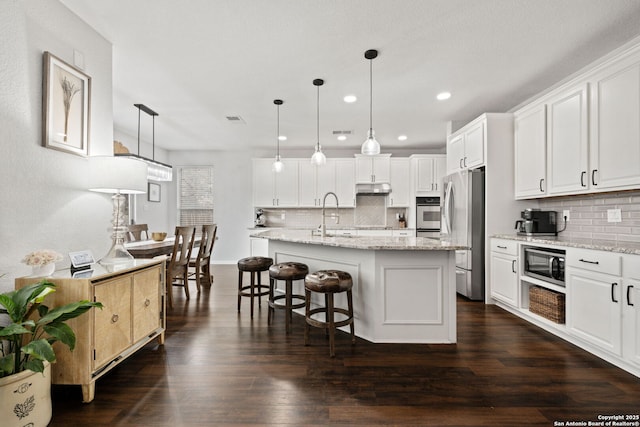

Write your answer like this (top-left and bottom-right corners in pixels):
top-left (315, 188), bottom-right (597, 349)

top-left (15, 259), bottom-right (166, 402)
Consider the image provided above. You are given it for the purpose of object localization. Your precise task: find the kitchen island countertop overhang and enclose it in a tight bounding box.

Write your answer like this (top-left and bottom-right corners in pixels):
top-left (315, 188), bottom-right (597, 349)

top-left (252, 229), bottom-right (467, 344)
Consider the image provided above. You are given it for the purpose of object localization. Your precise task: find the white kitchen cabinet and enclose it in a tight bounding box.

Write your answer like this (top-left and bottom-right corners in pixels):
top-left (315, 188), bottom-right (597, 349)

top-left (252, 158), bottom-right (299, 207)
top-left (392, 229), bottom-right (414, 237)
top-left (623, 254), bottom-right (640, 367)
top-left (589, 56), bottom-right (640, 191)
top-left (356, 229), bottom-right (393, 237)
top-left (413, 155), bottom-right (446, 194)
top-left (566, 248), bottom-right (622, 356)
top-left (490, 239), bottom-right (519, 307)
top-left (355, 154), bottom-right (391, 183)
top-left (334, 158), bottom-right (356, 207)
top-left (514, 103), bottom-right (547, 198)
top-left (546, 84), bottom-right (589, 195)
top-left (299, 159), bottom-right (336, 207)
top-left (250, 236), bottom-right (269, 256)
top-left (389, 158), bottom-right (410, 206)
top-left (446, 119), bottom-right (485, 175)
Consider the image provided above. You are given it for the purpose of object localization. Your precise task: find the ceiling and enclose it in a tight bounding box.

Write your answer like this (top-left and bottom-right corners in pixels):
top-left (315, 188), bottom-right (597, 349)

top-left (60, 0), bottom-right (640, 154)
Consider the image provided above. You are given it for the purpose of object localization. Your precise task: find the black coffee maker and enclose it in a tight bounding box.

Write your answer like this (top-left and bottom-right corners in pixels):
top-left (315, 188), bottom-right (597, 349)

top-left (515, 209), bottom-right (558, 236)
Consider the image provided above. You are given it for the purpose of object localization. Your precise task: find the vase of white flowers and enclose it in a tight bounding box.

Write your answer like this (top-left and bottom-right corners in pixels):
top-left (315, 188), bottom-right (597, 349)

top-left (21, 250), bottom-right (63, 277)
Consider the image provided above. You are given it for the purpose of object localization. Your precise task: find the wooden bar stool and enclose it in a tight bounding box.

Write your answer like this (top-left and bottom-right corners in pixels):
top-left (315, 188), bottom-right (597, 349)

top-left (268, 262), bottom-right (308, 333)
top-left (237, 256), bottom-right (273, 317)
top-left (304, 270), bottom-right (355, 357)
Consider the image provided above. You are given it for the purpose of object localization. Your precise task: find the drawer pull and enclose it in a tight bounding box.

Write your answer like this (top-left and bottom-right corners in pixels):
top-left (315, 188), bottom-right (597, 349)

top-left (144, 299), bottom-right (151, 307)
top-left (628, 285), bottom-right (634, 307)
top-left (611, 283), bottom-right (618, 303)
top-left (111, 314), bottom-right (119, 323)
top-left (579, 258), bottom-right (599, 265)
top-left (497, 245), bottom-right (507, 249)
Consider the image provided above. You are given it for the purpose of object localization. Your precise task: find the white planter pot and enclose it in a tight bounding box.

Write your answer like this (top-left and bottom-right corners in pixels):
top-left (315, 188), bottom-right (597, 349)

top-left (0, 361), bottom-right (52, 427)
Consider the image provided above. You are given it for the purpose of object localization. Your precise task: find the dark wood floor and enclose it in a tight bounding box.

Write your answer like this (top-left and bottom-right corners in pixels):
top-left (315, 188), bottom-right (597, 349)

top-left (49, 265), bottom-right (640, 426)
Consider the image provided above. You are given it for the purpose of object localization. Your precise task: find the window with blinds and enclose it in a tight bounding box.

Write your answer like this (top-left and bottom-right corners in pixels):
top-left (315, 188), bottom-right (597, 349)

top-left (177, 166), bottom-right (214, 227)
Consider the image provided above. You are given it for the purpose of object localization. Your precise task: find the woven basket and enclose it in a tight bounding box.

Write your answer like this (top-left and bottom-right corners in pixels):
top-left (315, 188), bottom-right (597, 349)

top-left (529, 286), bottom-right (565, 324)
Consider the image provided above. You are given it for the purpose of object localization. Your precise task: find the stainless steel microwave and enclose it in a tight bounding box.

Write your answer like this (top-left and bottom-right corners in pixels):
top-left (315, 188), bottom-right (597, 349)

top-left (523, 246), bottom-right (565, 287)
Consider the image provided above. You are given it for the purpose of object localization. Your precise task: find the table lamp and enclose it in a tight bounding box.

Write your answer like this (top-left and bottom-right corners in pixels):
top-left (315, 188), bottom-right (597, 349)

top-left (88, 156), bottom-right (148, 265)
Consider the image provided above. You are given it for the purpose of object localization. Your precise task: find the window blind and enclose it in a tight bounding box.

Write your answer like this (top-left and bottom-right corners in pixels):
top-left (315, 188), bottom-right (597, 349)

top-left (177, 166), bottom-right (214, 227)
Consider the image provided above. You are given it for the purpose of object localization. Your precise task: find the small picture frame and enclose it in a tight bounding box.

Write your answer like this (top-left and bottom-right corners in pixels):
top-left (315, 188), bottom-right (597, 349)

top-left (69, 250), bottom-right (95, 269)
top-left (148, 182), bottom-right (161, 202)
top-left (42, 51), bottom-right (91, 157)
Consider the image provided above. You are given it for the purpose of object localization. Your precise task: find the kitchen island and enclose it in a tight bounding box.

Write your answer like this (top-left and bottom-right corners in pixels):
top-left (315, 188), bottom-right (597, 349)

top-left (252, 229), bottom-right (466, 344)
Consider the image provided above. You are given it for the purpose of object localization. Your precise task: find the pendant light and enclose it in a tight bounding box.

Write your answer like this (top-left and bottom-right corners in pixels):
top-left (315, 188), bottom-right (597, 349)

top-left (361, 49), bottom-right (381, 155)
top-left (310, 78), bottom-right (327, 166)
top-left (272, 99), bottom-right (284, 173)
top-left (115, 104), bottom-right (173, 181)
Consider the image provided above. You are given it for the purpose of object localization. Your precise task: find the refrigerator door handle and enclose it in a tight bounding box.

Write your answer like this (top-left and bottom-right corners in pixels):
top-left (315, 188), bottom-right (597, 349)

top-left (443, 181), bottom-right (454, 235)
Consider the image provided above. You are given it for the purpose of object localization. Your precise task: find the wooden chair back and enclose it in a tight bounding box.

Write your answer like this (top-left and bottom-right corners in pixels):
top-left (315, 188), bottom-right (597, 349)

top-left (166, 226), bottom-right (196, 307)
top-left (127, 224), bottom-right (149, 242)
top-left (197, 224), bottom-right (217, 262)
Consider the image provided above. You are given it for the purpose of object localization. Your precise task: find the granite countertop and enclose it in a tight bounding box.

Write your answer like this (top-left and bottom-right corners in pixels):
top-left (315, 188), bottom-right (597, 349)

top-left (252, 229), bottom-right (466, 251)
top-left (493, 234), bottom-right (640, 255)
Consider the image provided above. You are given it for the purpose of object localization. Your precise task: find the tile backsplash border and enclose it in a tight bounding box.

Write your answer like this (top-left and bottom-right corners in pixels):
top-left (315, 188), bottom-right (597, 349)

top-left (537, 189), bottom-right (640, 243)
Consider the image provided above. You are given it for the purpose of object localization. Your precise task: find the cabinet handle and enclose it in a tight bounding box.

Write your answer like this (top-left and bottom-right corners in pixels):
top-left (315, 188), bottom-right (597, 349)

top-left (434, 183), bottom-right (437, 191)
top-left (579, 258), bottom-right (599, 265)
top-left (592, 169), bottom-right (598, 186)
top-left (144, 299), bottom-right (151, 307)
top-left (580, 171), bottom-right (586, 187)
top-left (459, 158), bottom-right (464, 169)
top-left (539, 178), bottom-right (544, 192)
top-left (611, 283), bottom-right (618, 303)
top-left (628, 285), bottom-right (634, 306)
top-left (463, 157), bottom-right (467, 167)
top-left (511, 259), bottom-right (516, 273)
top-left (497, 245), bottom-right (507, 249)
top-left (111, 314), bottom-right (119, 324)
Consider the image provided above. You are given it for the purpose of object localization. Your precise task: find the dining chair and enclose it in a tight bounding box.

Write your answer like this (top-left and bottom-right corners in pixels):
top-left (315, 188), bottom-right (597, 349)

top-left (188, 224), bottom-right (217, 292)
top-left (126, 224), bottom-right (149, 242)
top-left (166, 225), bottom-right (196, 308)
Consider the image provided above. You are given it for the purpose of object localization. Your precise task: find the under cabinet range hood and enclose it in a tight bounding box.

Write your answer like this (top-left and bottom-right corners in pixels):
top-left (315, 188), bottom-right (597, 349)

top-left (355, 182), bottom-right (392, 195)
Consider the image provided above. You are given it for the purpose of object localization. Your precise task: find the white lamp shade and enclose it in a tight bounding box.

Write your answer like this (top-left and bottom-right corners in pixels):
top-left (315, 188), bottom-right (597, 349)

top-left (361, 129), bottom-right (381, 155)
top-left (311, 148), bottom-right (326, 166)
top-left (88, 156), bottom-right (148, 194)
top-left (272, 155), bottom-right (284, 173)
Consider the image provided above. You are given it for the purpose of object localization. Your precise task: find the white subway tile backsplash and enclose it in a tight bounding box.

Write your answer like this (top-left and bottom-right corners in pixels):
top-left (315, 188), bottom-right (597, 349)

top-left (538, 189), bottom-right (640, 242)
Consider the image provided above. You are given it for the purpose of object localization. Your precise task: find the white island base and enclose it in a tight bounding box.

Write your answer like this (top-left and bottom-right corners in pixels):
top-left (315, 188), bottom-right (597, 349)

top-left (268, 238), bottom-right (457, 344)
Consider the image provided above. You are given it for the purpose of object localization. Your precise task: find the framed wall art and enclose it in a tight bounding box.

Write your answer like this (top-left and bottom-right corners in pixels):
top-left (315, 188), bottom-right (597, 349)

top-left (148, 182), bottom-right (161, 202)
top-left (42, 51), bottom-right (91, 156)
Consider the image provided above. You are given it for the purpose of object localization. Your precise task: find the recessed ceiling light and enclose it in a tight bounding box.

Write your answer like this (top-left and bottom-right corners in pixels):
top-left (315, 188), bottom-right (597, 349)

top-left (337, 135), bottom-right (347, 141)
top-left (437, 92), bottom-right (451, 101)
top-left (343, 95), bottom-right (357, 103)
top-left (278, 135), bottom-right (287, 141)
top-left (398, 135), bottom-right (408, 141)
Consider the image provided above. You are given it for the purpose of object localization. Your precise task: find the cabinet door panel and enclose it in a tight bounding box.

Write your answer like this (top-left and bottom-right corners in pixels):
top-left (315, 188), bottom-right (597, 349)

top-left (274, 159), bottom-right (299, 206)
top-left (490, 252), bottom-right (518, 307)
top-left (93, 277), bottom-right (132, 369)
top-left (547, 86), bottom-right (589, 194)
top-left (335, 159), bottom-right (355, 207)
top-left (316, 160), bottom-right (336, 201)
top-left (590, 62), bottom-right (640, 190)
top-left (446, 134), bottom-right (464, 175)
top-left (624, 283), bottom-right (640, 366)
top-left (515, 104), bottom-right (547, 198)
top-left (567, 270), bottom-right (622, 355)
top-left (390, 158), bottom-right (410, 206)
top-left (298, 165), bottom-right (317, 207)
top-left (132, 266), bottom-right (162, 343)
top-left (464, 121), bottom-right (484, 169)
top-left (252, 159), bottom-right (276, 206)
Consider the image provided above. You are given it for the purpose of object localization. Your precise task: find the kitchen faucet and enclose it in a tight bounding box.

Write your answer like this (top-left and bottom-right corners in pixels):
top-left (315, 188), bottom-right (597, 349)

top-left (320, 191), bottom-right (339, 237)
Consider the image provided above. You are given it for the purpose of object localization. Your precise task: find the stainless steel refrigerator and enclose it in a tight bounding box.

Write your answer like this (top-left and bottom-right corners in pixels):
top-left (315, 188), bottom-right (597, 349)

top-left (441, 168), bottom-right (485, 300)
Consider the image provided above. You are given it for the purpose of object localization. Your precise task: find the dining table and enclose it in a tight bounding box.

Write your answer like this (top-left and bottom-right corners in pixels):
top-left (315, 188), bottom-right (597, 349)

top-left (124, 236), bottom-right (201, 259)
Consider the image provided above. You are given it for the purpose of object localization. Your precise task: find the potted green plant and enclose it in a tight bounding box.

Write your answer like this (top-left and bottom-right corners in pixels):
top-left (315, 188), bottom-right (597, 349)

top-left (0, 279), bottom-right (102, 427)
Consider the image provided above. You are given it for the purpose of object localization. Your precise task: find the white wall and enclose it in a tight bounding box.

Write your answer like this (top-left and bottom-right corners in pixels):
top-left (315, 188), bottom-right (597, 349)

top-left (0, 0), bottom-right (114, 292)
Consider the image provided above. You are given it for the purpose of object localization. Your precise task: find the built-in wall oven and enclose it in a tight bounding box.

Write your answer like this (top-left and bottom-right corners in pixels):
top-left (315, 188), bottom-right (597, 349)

top-left (523, 246), bottom-right (565, 287)
top-left (416, 197), bottom-right (440, 238)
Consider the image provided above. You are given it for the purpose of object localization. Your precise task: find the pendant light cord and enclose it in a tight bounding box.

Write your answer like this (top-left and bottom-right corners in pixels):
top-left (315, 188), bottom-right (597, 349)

top-left (276, 103), bottom-right (280, 157)
top-left (316, 83), bottom-right (320, 149)
top-left (369, 57), bottom-right (373, 132)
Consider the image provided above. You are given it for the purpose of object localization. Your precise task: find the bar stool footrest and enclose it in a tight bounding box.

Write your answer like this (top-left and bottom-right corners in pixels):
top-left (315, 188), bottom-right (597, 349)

top-left (269, 294), bottom-right (306, 310)
top-left (306, 307), bottom-right (353, 329)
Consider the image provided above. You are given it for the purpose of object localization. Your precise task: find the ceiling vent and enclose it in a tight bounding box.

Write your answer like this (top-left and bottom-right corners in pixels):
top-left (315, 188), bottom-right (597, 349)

top-left (332, 130), bottom-right (352, 135)
top-left (226, 115), bottom-right (246, 124)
